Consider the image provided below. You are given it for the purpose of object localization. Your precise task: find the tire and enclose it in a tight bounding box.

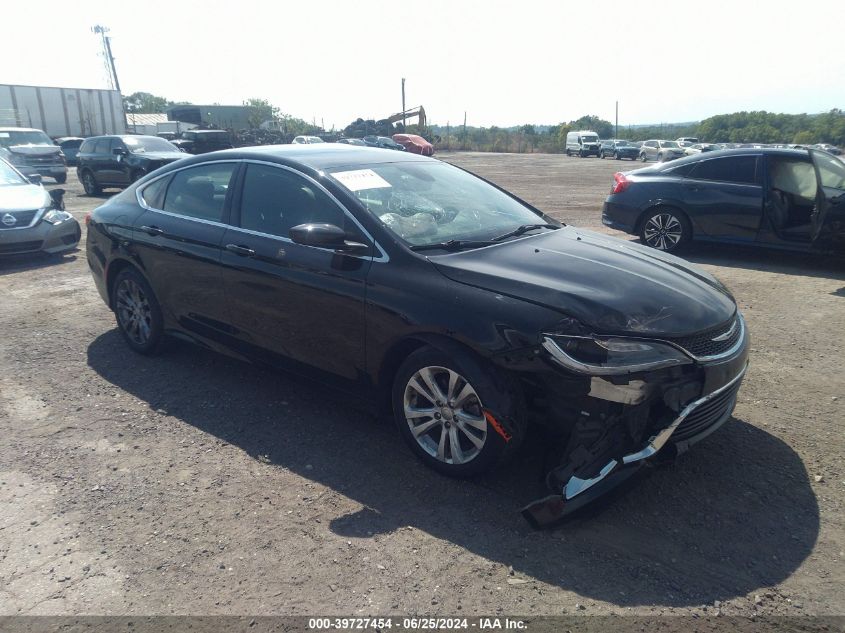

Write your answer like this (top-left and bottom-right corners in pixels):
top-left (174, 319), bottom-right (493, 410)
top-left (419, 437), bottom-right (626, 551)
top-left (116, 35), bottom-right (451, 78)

top-left (599, 151), bottom-right (605, 159)
top-left (112, 267), bottom-right (164, 355)
top-left (640, 153), bottom-right (647, 162)
top-left (579, 150), bottom-right (585, 158)
top-left (54, 174), bottom-right (67, 184)
top-left (657, 153), bottom-right (665, 162)
top-left (639, 207), bottom-right (691, 252)
top-left (614, 152), bottom-right (620, 160)
top-left (392, 346), bottom-right (525, 478)
top-left (565, 149), bottom-right (572, 157)
top-left (81, 170), bottom-right (102, 196)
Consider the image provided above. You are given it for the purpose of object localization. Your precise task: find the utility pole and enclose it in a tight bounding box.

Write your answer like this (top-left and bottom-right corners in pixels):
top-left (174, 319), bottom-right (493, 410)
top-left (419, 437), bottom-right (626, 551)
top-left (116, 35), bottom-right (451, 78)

top-left (446, 121), bottom-right (450, 151)
top-left (401, 78), bottom-right (406, 130)
top-left (462, 112), bottom-right (467, 151)
top-left (615, 100), bottom-right (619, 140)
top-left (92, 25), bottom-right (121, 93)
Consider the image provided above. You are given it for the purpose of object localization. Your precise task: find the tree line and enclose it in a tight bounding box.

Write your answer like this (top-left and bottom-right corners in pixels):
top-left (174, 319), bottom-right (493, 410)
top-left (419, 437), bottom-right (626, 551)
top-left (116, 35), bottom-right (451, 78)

top-left (432, 110), bottom-right (845, 152)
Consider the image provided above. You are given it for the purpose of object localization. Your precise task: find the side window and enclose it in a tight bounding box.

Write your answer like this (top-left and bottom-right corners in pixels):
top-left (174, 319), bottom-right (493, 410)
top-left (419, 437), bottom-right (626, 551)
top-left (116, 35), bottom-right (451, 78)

top-left (107, 138), bottom-right (122, 154)
top-left (93, 138), bottom-right (109, 154)
top-left (689, 156), bottom-right (758, 185)
top-left (79, 140), bottom-right (94, 153)
top-left (162, 163), bottom-right (237, 222)
top-left (239, 164), bottom-right (345, 239)
top-left (668, 163), bottom-right (696, 177)
top-left (140, 176), bottom-right (171, 209)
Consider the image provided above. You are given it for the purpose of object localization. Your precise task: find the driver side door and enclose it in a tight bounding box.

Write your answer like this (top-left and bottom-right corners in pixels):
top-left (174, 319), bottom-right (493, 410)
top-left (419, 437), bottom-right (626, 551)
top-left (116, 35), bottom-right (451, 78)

top-left (810, 149), bottom-right (845, 252)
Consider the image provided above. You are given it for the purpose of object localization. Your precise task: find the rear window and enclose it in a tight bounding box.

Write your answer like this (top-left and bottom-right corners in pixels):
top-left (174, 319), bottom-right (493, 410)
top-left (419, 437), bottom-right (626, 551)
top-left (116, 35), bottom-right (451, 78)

top-left (140, 175), bottom-right (171, 209)
top-left (162, 163), bottom-right (238, 222)
top-left (688, 156), bottom-right (758, 185)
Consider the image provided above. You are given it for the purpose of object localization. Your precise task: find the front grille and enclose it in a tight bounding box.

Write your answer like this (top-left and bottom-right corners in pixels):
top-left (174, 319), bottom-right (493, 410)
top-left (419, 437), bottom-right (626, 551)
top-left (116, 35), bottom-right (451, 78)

top-left (0, 240), bottom-right (42, 254)
top-left (18, 155), bottom-right (60, 165)
top-left (672, 380), bottom-right (741, 442)
top-left (0, 210), bottom-right (38, 229)
top-left (664, 315), bottom-right (741, 358)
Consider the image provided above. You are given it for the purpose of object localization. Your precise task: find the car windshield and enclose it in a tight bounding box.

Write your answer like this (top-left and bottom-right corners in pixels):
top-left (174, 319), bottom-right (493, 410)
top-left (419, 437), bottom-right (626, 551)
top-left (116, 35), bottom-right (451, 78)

top-left (614, 140), bottom-right (630, 146)
top-left (0, 130), bottom-right (54, 148)
top-left (581, 135), bottom-right (598, 142)
top-left (0, 159), bottom-right (26, 185)
top-left (123, 137), bottom-right (179, 153)
top-left (330, 161), bottom-right (553, 247)
top-left (662, 141), bottom-right (680, 148)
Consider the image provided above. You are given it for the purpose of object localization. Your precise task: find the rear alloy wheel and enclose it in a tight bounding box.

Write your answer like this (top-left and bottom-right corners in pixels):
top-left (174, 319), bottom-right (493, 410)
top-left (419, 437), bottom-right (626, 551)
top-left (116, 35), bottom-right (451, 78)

top-left (393, 347), bottom-right (524, 477)
top-left (566, 149), bottom-right (572, 157)
top-left (614, 152), bottom-right (620, 160)
top-left (54, 174), bottom-right (67, 184)
top-left (599, 151), bottom-right (605, 159)
top-left (81, 171), bottom-right (101, 195)
top-left (640, 209), bottom-right (689, 252)
top-left (113, 268), bottom-right (164, 354)
top-left (640, 153), bottom-right (647, 162)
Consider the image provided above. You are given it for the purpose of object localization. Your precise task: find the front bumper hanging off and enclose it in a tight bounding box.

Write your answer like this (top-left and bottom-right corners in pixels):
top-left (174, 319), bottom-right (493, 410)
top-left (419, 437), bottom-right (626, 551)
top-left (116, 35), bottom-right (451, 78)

top-left (521, 364), bottom-right (748, 528)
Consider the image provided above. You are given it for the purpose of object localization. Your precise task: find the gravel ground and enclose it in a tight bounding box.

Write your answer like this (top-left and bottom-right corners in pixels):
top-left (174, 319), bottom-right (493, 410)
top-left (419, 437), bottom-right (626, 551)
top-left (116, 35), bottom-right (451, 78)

top-left (0, 152), bottom-right (842, 617)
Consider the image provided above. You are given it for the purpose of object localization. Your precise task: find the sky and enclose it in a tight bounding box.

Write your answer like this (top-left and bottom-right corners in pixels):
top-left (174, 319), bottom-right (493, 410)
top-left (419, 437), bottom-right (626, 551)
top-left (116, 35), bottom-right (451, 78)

top-left (2, 0), bottom-right (843, 130)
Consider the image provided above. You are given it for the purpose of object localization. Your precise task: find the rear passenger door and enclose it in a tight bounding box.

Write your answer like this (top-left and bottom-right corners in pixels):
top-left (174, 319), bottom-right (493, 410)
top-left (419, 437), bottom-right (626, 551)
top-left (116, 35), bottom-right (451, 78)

top-left (680, 155), bottom-right (763, 241)
top-left (219, 162), bottom-right (374, 382)
top-left (132, 162), bottom-right (240, 339)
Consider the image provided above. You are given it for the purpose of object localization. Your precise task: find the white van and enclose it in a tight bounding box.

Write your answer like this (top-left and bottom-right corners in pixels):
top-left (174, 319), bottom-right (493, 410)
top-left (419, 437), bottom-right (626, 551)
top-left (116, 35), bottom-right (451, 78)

top-left (565, 130), bottom-right (601, 157)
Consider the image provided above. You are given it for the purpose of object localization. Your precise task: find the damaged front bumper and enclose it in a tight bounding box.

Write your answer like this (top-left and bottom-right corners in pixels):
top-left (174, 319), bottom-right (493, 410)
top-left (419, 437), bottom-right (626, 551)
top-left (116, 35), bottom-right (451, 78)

top-left (522, 362), bottom-right (748, 528)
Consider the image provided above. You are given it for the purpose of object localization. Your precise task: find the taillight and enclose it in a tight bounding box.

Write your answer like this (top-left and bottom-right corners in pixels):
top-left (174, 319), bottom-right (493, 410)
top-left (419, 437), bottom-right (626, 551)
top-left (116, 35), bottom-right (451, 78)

top-left (611, 172), bottom-right (631, 194)
top-left (84, 212), bottom-right (92, 226)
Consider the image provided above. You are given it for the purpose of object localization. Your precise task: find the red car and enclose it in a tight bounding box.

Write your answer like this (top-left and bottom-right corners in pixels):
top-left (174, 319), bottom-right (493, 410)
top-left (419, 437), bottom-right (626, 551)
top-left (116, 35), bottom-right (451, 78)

top-left (392, 133), bottom-right (434, 156)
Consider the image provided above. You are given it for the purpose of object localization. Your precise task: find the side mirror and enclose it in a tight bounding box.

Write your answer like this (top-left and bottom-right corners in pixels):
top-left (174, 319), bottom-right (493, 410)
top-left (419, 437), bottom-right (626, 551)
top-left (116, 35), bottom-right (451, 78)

top-left (49, 188), bottom-right (66, 210)
top-left (289, 223), bottom-right (369, 254)
top-left (112, 147), bottom-right (127, 156)
top-left (28, 174), bottom-right (43, 185)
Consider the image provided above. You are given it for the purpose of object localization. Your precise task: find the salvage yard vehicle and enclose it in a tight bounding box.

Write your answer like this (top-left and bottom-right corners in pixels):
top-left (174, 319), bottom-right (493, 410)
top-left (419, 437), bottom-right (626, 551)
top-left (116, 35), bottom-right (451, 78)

top-left (602, 148), bottom-right (845, 253)
top-left (337, 138), bottom-right (367, 146)
top-left (0, 156), bottom-right (79, 256)
top-left (171, 130), bottom-right (234, 154)
top-left (362, 135), bottom-right (406, 151)
top-left (86, 144), bottom-right (749, 526)
top-left (565, 130), bottom-right (601, 157)
top-left (600, 140), bottom-right (639, 160)
top-left (639, 139), bottom-right (686, 162)
top-left (55, 137), bottom-right (86, 166)
top-left (76, 135), bottom-right (186, 195)
top-left (292, 135), bottom-right (325, 144)
top-left (392, 133), bottom-right (434, 156)
top-left (0, 127), bottom-right (68, 184)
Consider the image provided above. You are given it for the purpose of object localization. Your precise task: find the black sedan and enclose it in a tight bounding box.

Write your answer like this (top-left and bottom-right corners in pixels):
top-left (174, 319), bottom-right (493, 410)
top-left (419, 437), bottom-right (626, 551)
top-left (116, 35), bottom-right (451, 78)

top-left (87, 145), bottom-right (749, 526)
top-left (603, 148), bottom-right (845, 253)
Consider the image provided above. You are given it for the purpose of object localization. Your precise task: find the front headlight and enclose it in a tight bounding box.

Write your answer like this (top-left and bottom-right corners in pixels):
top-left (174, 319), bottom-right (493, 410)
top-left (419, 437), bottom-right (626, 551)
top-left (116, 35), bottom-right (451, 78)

top-left (542, 335), bottom-right (692, 375)
top-left (43, 209), bottom-right (73, 225)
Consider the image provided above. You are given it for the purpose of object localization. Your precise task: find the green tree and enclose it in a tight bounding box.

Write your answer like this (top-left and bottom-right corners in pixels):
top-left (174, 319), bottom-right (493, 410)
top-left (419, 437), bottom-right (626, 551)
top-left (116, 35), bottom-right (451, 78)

top-left (123, 92), bottom-right (171, 113)
top-left (243, 98), bottom-right (280, 128)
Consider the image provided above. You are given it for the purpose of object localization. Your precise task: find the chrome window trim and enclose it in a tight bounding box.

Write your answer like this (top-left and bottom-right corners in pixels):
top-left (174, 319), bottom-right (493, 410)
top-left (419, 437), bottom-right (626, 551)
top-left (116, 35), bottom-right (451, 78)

top-left (135, 158), bottom-right (388, 262)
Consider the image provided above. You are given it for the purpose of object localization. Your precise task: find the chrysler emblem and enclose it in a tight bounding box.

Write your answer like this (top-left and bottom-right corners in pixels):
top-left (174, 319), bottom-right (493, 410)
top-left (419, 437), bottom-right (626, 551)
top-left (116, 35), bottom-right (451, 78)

top-left (711, 320), bottom-right (737, 342)
top-left (1, 213), bottom-right (16, 227)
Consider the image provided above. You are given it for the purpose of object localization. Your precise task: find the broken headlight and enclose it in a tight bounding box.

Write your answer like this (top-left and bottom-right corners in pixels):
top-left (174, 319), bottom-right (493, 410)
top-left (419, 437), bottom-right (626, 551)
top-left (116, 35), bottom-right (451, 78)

top-left (542, 335), bottom-right (692, 375)
top-left (43, 209), bottom-right (73, 225)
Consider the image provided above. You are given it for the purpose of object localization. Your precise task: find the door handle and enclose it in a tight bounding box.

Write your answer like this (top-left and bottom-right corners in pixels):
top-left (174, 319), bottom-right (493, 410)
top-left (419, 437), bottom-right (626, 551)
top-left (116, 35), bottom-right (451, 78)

top-left (140, 225), bottom-right (164, 236)
top-left (225, 244), bottom-right (256, 257)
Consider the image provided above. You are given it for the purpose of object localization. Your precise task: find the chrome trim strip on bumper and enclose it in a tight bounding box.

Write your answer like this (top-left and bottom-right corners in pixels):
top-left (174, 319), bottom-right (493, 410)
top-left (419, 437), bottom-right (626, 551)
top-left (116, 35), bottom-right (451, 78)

top-left (562, 363), bottom-right (748, 501)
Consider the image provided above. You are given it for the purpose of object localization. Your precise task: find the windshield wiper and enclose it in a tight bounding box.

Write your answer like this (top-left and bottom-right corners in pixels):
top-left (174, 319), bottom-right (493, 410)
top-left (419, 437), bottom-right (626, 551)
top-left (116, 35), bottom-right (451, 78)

top-left (491, 223), bottom-right (560, 242)
top-left (410, 239), bottom-right (497, 252)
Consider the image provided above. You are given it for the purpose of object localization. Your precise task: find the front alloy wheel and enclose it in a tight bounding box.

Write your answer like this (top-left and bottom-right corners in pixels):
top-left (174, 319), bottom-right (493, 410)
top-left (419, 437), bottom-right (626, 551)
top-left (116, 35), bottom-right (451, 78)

top-left (640, 210), bottom-right (688, 252)
top-left (82, 171), bottom-right (101, 195)
top-left (403, 366), bottom-right (487, 466)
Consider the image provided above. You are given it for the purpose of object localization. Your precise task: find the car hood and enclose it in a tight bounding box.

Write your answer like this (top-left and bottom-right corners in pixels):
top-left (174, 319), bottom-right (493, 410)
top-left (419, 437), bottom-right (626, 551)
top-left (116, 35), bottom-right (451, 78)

top-left (0, 184), bottom-right (50, 212)
top-left (131, 151), bottom-right (185, 161)
top-left (431, 227), bottom-right (736, 337)
top-left (7, 145), bottom-right (62, 157)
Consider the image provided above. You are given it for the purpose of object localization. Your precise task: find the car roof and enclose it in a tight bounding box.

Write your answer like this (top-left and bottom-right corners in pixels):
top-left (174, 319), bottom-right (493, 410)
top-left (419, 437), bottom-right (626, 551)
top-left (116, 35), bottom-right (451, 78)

top-left (651, 147), bottom-right (811, 171)
top-left (173, 144), bottom-right (433, 171)
top-left (0, 127), bottom-right (42, 132)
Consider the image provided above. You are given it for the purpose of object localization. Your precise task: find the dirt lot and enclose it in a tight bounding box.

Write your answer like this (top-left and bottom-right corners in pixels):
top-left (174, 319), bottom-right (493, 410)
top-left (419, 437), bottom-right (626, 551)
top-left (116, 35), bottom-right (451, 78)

top-left (1, 152), bottom-right (843, 618)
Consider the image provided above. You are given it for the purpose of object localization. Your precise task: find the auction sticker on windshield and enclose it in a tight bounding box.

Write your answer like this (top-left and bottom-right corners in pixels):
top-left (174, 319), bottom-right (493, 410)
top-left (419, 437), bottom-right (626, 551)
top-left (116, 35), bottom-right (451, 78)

top-left (332, 169), bottom-right (392, 192)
